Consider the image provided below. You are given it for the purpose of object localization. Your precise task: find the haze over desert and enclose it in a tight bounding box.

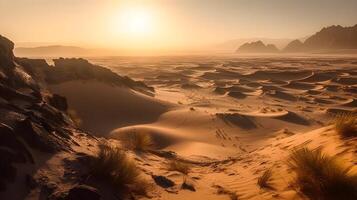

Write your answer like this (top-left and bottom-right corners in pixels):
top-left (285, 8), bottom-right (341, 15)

top-left (0, 0), bottom-right (356, 200)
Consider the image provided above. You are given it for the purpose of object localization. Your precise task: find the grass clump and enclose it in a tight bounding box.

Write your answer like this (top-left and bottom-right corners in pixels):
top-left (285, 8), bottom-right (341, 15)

top-left (288, 147), bottom-right (357, 200)
top-left (257, 169), bottom-right (274, 190)
top-left (168, 160), bottom-right (190, 175)
top-left (90, 143), bottom-right (146, 192)
top-left (334, 112), bottom-right (357, 138)
top-left (124, 131), bottom-right (153, 151)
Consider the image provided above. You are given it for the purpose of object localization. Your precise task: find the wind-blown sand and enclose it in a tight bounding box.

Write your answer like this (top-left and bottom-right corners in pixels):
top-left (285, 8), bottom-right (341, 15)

top-left (53, 56), bottom-right (357, 199)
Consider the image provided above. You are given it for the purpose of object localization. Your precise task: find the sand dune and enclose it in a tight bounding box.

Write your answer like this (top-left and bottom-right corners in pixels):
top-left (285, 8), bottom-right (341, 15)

top-left (49, 57), bottom-right (357, 199)
top-left (49, 80), bottom-right (171, 136)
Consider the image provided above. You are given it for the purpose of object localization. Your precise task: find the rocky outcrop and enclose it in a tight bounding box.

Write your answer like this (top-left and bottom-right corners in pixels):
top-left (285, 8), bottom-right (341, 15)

top-left (236, 41), bottom-right (279, 53)
top-left (16, 57), bottom-right (154, 95)
top-left (0, 35), bottom-right (77, 192)
top-left (0, 35), bottom-right (15, 68)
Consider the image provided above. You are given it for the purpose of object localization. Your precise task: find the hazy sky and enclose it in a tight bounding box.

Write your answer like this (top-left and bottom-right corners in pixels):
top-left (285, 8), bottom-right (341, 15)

top-left (1, 0), bottom-right (356, 51)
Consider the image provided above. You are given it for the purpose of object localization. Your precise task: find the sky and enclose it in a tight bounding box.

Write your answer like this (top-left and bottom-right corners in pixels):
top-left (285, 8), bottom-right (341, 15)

top-left (0, 0), bottom-right (356, 53)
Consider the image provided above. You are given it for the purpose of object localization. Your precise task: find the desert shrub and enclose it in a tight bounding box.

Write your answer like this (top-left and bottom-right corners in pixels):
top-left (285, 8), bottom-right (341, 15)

top-left (334, 112), bottom-right (357, 138)
top-left (90, 143), bottom-right (147, 192)
top-left (124, 131), bottom-right (153, 151)
top-left (167, 160), bottom-right (190, 174)
top-left (288, 147), bottom-right (357, 200)
top-left (257, 169), bottom-right (274, 189)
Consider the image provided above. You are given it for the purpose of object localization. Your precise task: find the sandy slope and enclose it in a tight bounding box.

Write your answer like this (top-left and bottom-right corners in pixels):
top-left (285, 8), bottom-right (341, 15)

top-left (50, 57), bottom-right (356, 199)
top-left (48, 80), bottom-right (171, 136)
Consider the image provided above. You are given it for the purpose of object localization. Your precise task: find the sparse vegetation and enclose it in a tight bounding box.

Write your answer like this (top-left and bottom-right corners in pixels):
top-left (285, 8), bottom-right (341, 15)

top-left (213, 184), bottom-right (239, 200)
top-left (124, 131), bottom-right (153, 151)
top-left (288, 147), bottom-right (357, 200)
top-left (257, 169), bottom-right (274, 189)
top-left (90, 143), bottom-right (148, 194)
top-left (168, 160), bottom-right (190, 174)
top-left (334, 112), bottom-right (357, 138)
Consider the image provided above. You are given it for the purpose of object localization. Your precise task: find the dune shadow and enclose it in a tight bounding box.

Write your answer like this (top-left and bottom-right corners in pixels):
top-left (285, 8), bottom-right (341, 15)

top-left (275, 111), bottom-right (310, 125)
top-left (216, 113), bottom-right (257, 129)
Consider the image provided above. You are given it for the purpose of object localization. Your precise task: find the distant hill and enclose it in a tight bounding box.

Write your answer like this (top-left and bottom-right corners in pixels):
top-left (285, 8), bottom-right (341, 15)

top-left (283, 24), bottom-right (357, 53)
top-left (283, 39), bottom-right (305, 52)
top-left (14, 45), bottom-right (90, 57)
top-left (236, 41), bottom-right (279, 53)
top-left (217, 38), bottom-right (294, 51)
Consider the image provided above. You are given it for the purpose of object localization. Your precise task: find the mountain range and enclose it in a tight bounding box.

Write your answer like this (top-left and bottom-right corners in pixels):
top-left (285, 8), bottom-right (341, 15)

top-left (236, 24), bottom-right (357, 53)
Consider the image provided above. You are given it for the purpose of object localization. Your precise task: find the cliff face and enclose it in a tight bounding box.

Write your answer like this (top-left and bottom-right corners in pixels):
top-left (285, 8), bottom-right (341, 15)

top-left (0, 35), bottom-right (78, 192)
top-left (236, 41), bottom-right (279, 53)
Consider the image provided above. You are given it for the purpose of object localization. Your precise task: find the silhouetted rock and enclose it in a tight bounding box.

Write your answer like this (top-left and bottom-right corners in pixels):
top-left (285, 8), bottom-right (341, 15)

top-left (0, 35), bottom-right (15, 68)
top-left (17, 57), bottom-right (154, 95)
top-left (283, 24), bottom-right (357, 52)
top-left (283, 39), bottom-right (305, 52)
top-left (304, 24), bottom-right (357, 50)
top-left (66, 185), bottom-right (101, 200)
top-left (236, 41), bottom-right (279, 53)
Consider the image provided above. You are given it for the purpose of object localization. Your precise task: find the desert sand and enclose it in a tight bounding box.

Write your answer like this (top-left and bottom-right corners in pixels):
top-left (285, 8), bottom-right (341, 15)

top-left (43, 56), bottom-right (356, 199)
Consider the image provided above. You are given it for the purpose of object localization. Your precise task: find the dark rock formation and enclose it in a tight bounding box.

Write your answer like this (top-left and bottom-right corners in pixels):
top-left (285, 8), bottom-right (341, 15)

top-left (0, 35), bottom-right (76, 192)
top-left (66, 185), bottom-right (101, 200)
top-left (236, 41), bottom-right (279, 53)
top-left (16, 57), bottom-right (154, 95)
top-left (152, 175), bottom-right (175, 188)
top-left (0, 35), bottom-right (15, 68)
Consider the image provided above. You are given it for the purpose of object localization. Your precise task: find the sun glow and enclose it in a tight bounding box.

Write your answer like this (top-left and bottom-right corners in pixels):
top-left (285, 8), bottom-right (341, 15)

top-left (115, 7), bottom-right (155, 36)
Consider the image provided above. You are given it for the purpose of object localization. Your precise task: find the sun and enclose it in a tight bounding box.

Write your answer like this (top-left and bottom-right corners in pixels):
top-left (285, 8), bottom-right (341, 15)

top-left (117, 7), bottom-right (154, 36)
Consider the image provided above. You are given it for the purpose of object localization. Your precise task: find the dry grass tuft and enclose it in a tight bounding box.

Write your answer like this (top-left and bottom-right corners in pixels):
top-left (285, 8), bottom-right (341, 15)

top-left (90, 143), bottom-right (149, 194)
top-left (213, 184), bottom-right (238, 200)
top-left (167, 160), bottom-right (190, 174)
top-left (288, 147), bottom-right (357, 200)
top-left (124, 131), bottom-right (153, 151)
top-left (334, 112), bottom-right (357, 138)
top-left (257, 169), bottom-right (274, 189)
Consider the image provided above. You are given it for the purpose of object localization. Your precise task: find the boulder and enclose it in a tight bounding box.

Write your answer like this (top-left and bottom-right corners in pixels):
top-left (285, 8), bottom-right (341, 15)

top-left (152, 175), bottom-right (175, 188)
top-left (66, 185), bottom-right (101, 200)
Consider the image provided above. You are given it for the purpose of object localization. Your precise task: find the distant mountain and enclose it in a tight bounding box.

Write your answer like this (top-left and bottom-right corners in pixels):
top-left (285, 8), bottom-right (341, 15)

top-left (283, 39), bottom-right (305, 52)
top-left (217, 38), bottom-right (293, 51)
top-left (283, 24), bottom-right (357, 53)
top-left (236, 41), bottom-right (279, 53)
top-left (14, 45), bottom-right (90, 57)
